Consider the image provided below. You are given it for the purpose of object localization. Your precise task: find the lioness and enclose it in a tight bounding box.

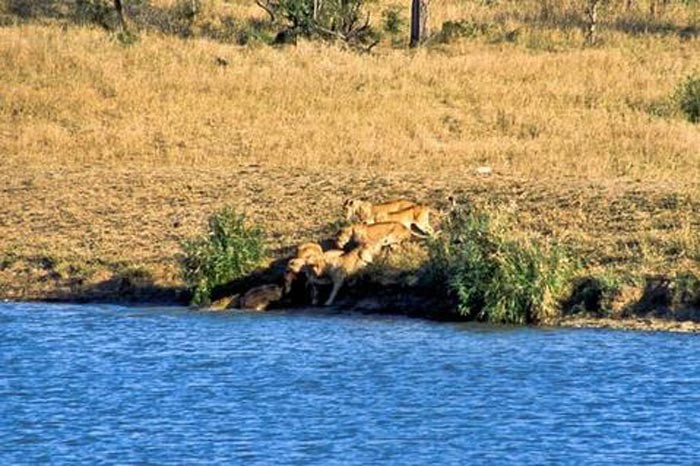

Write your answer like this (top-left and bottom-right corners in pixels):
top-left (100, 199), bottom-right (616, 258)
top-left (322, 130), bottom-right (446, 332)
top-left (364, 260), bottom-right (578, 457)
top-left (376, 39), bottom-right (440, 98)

top-left (283, 242), bottom-right (325, 293)
top-left (336, 221), bottom-right (425, 249)
top-left (306, 244), bottom-right (381, 306)
top-left (295, 242), bottom-right (323, 261)
top-left (284, 249), bottom-right (343, 294)
top-left (343, 199), bottom-right (415, 224)
top-left (239, 284), bottom-right (283, 311)
top-left (373, 205), bottom-right (438, 236)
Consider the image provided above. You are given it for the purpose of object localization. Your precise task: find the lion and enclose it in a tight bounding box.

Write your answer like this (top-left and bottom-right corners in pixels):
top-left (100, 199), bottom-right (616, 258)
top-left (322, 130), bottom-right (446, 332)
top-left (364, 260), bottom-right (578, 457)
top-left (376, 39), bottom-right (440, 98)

top-left (373, 205), bottom-right (439, 236)
top-left (306, 243), bottom-right (381, 306)
top-left (336, 221), bottom-right (425, 250)
top-left (295, 242), bottom-right (323, 262)
top-left (284, 248), bottom-right (343, 295)
top-left (283, 242), bottom-right (324, 293)
top-left (343, 199), bottom-right (415, 224)
top-left (239, 284), bottom-right (283, 311)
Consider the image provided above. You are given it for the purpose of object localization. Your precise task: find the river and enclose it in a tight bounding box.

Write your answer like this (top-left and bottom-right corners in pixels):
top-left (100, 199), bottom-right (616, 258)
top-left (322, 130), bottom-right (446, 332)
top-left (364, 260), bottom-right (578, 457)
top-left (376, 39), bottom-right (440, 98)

top-left (1, 302), bottom-right (699, 464)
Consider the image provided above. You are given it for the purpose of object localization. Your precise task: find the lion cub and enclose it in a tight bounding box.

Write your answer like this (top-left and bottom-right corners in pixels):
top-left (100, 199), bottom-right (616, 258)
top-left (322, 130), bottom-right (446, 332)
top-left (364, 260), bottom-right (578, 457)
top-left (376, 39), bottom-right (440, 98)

top-left (306, 243), bottom-right (381, 306)
top-left (336, 221), bottom-right (423, 249)
top-left (344, 199), bottom-right (415, 224)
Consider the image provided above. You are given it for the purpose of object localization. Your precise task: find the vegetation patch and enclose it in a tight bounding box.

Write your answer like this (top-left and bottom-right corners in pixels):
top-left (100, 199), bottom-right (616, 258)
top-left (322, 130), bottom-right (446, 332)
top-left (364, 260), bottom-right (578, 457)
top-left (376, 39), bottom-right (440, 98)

top-left (674, 271), bottom-right (700, 305)
top-left (425, 203), bottom-right (575, 325)
top-left (563, 271), bottom-right (629, 318)
top-left (180, 207), bottom-right (266, 306)
top-left (434, 19), bottom-right (493, 44)
top-left (676, 73), bottom-right (700, 123)
top-left (0, 250), bottom-right (19, 271)
top-left (256, 0), bottom-right (379, 48)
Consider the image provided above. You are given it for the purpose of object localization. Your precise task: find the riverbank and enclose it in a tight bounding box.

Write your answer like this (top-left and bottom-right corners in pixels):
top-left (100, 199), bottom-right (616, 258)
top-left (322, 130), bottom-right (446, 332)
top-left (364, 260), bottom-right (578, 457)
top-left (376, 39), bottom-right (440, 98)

top-left (559, 316), bottom-right (700, 333)
top-left (1, 16), bottom-right (698, 331)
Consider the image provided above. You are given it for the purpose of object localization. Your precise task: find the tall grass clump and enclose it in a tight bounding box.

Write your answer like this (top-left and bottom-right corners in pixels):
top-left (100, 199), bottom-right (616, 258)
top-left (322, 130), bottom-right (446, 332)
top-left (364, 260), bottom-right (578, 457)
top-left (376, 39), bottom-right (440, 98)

top-left (426, 204), bottom-right (574, 325)
top-left (180, 207), bottom-right (266, 305)
top-left (676, 73), bottom-right (700, 123)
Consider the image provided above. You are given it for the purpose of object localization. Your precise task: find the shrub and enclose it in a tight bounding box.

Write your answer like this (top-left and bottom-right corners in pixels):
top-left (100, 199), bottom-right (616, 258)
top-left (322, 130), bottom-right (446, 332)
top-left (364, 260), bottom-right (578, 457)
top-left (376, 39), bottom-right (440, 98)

top-left (4, 0), bottom-right (60, 19)
top-left (236, 18), bottom-right (275, 45)
top-left (382, 5), bottom-right (404, 36)
top-left (74, 0), bottom-right (118, 29)
top-left (113, 29), bottom-right (140, 45)
top-left (0, 250), bottom-right (19, 271)
top-left (673, 271), bottom-right (700, 307)
top-left (426, 203), bottom-right (574, 325)
top-left (256, 0), bottom-right (378, 49)
top-left (563, 271), bottom-right (625, 317)
top-left (168, 0), bottom-right (221, 37)
top-left (676, 73), bottom-right (700, 123)
top-left (435, 19), bottom-right (492, 44)
top-left (180, 207), bottom-right (266, 305)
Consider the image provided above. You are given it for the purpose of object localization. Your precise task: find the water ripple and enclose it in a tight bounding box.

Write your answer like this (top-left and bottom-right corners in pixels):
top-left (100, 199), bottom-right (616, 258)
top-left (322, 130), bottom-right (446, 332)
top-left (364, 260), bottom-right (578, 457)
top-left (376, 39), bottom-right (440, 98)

top-left (1, 302), bottom-right (699, 465)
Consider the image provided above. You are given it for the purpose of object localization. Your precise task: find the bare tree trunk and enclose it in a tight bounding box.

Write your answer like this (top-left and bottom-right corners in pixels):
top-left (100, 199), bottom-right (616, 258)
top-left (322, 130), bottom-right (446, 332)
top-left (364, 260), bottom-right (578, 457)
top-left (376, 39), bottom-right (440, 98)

top-left (584, 0), bottom-right (600, 45)
top-left (113, 0), bottom-right (127, 31)
top-left (409, 0), bottom-right (428, 47)
top-left (420, 0), bottom-right (429, 41)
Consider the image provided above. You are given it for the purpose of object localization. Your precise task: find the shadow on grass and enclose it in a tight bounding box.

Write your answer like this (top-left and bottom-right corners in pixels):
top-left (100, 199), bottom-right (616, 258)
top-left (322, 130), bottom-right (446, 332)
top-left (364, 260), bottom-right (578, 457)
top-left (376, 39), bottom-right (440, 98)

top-left (207, 255), bottom-right (289, 305)
top-left (2, 0), bottom-right (276, 44)
top-left (44, 267), bottom-right (189, 305)
top-left (621, 275), bottom-right (700, 321)
top-left (563, 272), bottom-right (700, 322)
top-left (512, 7), bottom-right (700, 40)
top-left (612, 18), bottom-right (699, 39)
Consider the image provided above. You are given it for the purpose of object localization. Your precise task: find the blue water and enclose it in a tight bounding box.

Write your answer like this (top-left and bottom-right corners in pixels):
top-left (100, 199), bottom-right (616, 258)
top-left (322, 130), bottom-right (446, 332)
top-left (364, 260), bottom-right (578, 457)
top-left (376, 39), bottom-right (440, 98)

top-left (1, 303), bottom-right (699, 465)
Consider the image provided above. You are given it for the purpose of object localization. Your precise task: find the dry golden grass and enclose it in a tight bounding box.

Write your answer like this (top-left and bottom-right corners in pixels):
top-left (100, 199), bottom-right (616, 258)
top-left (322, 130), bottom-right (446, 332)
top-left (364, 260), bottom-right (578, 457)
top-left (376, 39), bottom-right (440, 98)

top-left (2, 26), bottom-right (699, 178)
top-left (0, 0), bottom-right (698, 301)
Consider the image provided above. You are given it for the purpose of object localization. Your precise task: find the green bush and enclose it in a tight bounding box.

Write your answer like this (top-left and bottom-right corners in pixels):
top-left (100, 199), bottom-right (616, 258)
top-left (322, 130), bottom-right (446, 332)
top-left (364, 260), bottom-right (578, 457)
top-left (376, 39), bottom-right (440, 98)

top-left (435, 19), bottom-right (492, 44)
top-left (676, 73), bottom-right (700, 123)
top-left (75, 0), bottom-right (118, 28)
top-left (673, 271), bottom-right (700, 307)
top-left (180, 207), bottom-right (266, 305)
top-left (113, 29), bottom-right (140, 45)
top-left (382, 5), bottom-right (404, 35)
top-left (426, 203), bottom-right (574, 325)
top-left (563, 271), bottom-right (626, 317)
top-left (235, 18), bottom-right (275, 45)
top-left (256, 0), bottom-right (378, 49)
top-left (167, 0), bottom-right (218, 37)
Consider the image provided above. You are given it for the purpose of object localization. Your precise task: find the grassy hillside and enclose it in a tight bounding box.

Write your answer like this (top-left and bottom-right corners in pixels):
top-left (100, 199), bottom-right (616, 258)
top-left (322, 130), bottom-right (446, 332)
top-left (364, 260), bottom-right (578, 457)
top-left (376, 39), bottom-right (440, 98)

top-left (0, 0), bottom-right (698, 314)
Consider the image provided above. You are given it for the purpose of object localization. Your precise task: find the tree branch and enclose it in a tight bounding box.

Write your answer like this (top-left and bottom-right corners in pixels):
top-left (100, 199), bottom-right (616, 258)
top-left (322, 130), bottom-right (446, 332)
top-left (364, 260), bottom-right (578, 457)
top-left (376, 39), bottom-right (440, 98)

top-left (255, 0), bottom-right (276, 22)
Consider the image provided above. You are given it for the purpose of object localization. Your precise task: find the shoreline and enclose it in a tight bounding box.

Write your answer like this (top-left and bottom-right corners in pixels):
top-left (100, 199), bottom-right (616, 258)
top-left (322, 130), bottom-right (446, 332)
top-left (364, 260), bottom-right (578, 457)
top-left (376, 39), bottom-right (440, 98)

top-left (3, 285), bottom-right (699, 334)
top-left (557, 316), bottom-right (700, 334)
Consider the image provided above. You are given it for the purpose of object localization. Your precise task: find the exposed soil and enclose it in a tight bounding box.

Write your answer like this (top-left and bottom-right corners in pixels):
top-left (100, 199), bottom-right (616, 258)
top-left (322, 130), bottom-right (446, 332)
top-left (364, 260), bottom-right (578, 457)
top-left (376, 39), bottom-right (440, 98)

top-left (1, 162), bottom-right (698, 332)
